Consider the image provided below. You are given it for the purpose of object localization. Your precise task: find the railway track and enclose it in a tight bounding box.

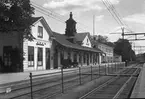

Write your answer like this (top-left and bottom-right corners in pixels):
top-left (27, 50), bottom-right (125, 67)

top-left (79, 66), bottom-right (141, 99)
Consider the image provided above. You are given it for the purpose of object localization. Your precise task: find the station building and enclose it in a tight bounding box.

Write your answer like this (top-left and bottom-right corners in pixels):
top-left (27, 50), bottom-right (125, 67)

top-left (0, 12), bottom-right (103, 72)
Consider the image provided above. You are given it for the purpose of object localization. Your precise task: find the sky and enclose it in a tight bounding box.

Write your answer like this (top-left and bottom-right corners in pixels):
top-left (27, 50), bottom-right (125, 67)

top-left (31, 0), bottom-right (145, 54)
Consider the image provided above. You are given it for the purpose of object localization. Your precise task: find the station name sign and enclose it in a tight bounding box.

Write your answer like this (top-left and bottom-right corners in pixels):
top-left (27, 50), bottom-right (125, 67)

top-left (36, 42), bottom-right (46, 46)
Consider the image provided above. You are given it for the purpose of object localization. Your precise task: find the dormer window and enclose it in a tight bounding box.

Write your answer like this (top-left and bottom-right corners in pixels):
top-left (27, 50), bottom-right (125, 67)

top-left (38, 26), bottom-right (43, 38)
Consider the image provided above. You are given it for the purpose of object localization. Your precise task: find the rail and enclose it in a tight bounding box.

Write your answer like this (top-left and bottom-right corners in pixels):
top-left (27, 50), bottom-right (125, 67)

top-left (79, 64), bottom-right (140, 99)
top-left (113, 68), bottom-right (140, 99)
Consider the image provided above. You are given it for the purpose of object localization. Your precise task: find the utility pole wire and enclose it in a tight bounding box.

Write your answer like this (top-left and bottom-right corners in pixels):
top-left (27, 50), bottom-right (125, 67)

top-left (102, 0), bottom-right (133, 32)
top-left (31, 1), bottom-right (90, 32)
top-left (106, 0), bottom-right (132, 31)
top-left (104, 0), bottom-right (133, 32)
top-left (103, 0), bottom-right (136, 40)
top-left (104, 0), bottom-right (124, 26)
top-left (102, 0), bottom-right (122, 27)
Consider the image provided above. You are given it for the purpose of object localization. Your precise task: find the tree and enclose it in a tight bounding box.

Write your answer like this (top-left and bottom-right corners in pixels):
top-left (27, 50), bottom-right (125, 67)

top-left (114, 39), bottom-right (136, 61)
top-left (0, 0), bottom-right (34, 72)
top-left (97, 35), bottom-right (108, 43)
top-left (92, 35), bottom-right (108, 42)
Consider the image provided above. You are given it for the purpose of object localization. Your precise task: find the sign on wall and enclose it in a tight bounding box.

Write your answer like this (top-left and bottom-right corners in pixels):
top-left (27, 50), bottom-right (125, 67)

top-left (36, 42), bottom-right (46, 46)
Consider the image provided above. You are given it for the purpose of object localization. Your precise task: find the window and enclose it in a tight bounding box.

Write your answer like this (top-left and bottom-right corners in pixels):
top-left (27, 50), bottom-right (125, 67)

top-left (86, 39), bottom-right (89, 45)
top-left (90, 53), bottom-right (92, 63)
top-left (38, 26), bottom-right (43, 38)
top-left (37, 47), bottom-right (43, 66)
top-left (93, 54), bottom-right (96, 64)
top-left (73, 52), bottom-right (77, 62)
top-left (28, 46), bottom-right (34, 67)
top-left (3, 46), bottom-right (12, 67)
top-left (60, 51), bottom-right (64, 65)
top-left (68, 52), bottom-right (71, 59)
top-left (79, 53), bottom-right (81, 64)
top-left (83, 53), bottom-right (86, 63)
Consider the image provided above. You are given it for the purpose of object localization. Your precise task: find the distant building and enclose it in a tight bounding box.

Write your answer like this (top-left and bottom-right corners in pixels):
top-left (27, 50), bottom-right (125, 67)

top-left (113, 53), bottom-right (122, 62)
top-left (136, 53), bottom-right (145, 63)
top-left (92, 41), bottom-right (114, 63)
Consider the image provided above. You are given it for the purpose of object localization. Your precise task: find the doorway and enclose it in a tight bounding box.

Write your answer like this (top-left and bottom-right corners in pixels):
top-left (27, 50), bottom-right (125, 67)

top-left (53, 48), bottom-right (58, 69)
top-left (46, 48), bottom-right (50, 69)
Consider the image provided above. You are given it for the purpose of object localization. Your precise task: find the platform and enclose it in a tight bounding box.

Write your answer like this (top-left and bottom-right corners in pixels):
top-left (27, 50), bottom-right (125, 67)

top-left (0, 68), bottom-right (78, 85)
top-left (131, 63), bottom-right (145, 98)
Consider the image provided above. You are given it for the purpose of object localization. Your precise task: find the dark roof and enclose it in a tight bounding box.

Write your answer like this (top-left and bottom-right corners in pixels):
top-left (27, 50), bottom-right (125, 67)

top-left (53, 32), bottom-right (102, 53)
top-left (32, 17), bottom-right (42, 24)
top-left (75, 32), bottom-right (88, 42)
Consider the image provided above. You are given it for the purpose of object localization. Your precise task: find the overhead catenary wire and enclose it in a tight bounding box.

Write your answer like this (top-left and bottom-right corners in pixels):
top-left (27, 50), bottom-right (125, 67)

top-left (104, 0), bottom-right (124, 26)
top-left (102, 0), bottom-right (134, 36)
top-left (101, 0), bottom-right (122, 27)
top-left (102, 0), bottom-right (145, 54)
top-left (104, 0), bottom-right (132, 31)
top-left (103, 0), bottom-right (133, 32)
top-left (102, 0), bottom-right (138, 41)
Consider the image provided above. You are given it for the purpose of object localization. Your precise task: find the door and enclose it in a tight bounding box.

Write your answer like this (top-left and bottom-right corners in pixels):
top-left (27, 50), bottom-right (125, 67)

top-left (46, 48), bottom-right (50, 69)
top-left (3, 46), bottom-right (12, 72)
top-left (53, 49), bottom-right (58, 69)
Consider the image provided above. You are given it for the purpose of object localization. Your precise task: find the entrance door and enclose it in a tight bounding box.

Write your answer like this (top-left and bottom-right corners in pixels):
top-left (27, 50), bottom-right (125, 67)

top-left (3, 46), bottom-right (12, 72)
top-left (46, 48), bottom-right (50, 69)
top-left (53, 49), bottom-right (58, 69)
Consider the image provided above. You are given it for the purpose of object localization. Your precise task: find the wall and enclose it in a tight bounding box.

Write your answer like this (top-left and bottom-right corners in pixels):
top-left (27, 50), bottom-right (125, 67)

top-left (98, 43), bottom-right (114, 63)
top-left (82, 35), bottom-right (92, 48)
top-left (114, 56), bottom-right (122, 62)
top-left (0, 32), bottom-right (19, 59)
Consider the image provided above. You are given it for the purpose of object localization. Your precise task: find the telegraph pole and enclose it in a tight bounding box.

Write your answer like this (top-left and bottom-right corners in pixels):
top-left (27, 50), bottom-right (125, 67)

top-left (121, 27), bottom-right (124, 39)
top-left (93, 15), bottom-right (95, 36)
